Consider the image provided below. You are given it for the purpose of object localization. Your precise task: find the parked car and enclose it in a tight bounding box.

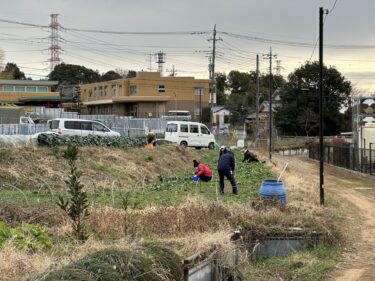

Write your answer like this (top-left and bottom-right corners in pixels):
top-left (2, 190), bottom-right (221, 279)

top-left (164, 121), bottom-right (215, 149)
top-left (49, 118), bottom-right (121, 137)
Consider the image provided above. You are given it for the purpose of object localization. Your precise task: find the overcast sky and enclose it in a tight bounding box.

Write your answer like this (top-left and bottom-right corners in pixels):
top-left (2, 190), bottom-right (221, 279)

top-left (1, 0), bottom-right (374, 92)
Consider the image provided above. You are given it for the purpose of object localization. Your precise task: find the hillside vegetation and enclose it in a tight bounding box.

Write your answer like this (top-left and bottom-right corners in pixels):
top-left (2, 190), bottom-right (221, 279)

top-left (0, 143), bottom-right (352, 281)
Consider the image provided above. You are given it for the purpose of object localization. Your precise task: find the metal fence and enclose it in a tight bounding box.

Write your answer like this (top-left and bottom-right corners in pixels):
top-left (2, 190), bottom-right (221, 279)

top-left (309, 144), bottom-right (375, 175)
top-left (0, 124), bottom-right (49, 135)
top-left (0, 116), bottom-right (168, 137)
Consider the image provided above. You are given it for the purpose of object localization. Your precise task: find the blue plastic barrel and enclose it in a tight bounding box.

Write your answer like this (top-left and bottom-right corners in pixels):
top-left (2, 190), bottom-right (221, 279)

top-left (259, 179), bottom-right (286, 205)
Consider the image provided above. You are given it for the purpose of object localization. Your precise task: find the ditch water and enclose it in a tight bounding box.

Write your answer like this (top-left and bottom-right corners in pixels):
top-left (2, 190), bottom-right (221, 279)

top-left (183, 228), bottom-right (323, 281)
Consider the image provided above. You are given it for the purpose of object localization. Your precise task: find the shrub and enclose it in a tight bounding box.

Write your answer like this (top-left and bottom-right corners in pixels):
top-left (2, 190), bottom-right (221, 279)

top-left (0, 221), bottom-right (52, 250)
top-left (57, 145), bottom-right (90, 241)
top-left (38, 267), bottom-right (95, 281)
top-left (38, 134), bottom-right (146, 148)
top-left (331, 136), bottom-right (347, 146)
top-left (86, 248), bottom-right (154, 281)
top-left (137, 242), bottom-right (182, 280)
top-left (33, 244), bottom-right (182, 281)
top-left (73, 258), bottom-right (123, 281)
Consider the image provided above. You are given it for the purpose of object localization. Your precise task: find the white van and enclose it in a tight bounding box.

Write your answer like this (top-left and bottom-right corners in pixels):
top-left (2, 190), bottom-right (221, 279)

top-left (49, 118), bottom-right (121, 137)
top-left (164, 121), bottom-right (215, 149)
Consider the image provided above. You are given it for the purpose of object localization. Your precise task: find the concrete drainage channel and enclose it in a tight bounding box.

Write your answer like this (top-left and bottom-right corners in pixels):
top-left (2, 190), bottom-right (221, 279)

top-left (182, 228), bottom-right (323, 281)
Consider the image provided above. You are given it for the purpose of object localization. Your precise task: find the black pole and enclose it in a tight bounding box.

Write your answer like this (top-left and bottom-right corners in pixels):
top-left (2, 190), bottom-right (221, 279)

top-left (269, 47), bottom-right (272, 160)
top-left (199, 89), bottom-right (202, 123)
top-left (370, 143), bottom-right (373, 175)
top-left (319, 7), bottom-right (325, 206)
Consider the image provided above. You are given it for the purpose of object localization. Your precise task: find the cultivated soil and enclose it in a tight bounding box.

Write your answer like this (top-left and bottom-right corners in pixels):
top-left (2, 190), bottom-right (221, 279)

top-left (271, 153), bottom-right (375, 281)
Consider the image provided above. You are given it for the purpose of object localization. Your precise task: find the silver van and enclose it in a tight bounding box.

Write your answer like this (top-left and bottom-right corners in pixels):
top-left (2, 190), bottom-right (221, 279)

top-left (49, 118), bottom-right (121, 137)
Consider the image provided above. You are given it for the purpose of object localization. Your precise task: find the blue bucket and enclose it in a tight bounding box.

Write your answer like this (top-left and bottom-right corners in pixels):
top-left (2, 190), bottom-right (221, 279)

top-left (259, 179), bottom-right (286, 205)
top-left (192, 175), bottom-right (199, 182)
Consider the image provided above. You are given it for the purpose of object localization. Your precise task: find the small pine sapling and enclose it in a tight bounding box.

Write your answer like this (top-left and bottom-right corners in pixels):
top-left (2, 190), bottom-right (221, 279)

top-left (57, 144), bottom-right (90, 241)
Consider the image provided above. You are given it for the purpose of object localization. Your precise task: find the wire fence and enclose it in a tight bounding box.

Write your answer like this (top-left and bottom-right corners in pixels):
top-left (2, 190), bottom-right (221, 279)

top-left (309, 143), bottom-right (375, 175)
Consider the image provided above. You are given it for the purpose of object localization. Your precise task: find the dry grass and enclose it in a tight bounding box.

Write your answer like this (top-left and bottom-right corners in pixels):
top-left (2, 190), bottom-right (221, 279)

top-left (0, 147), bottom-right (355, 281)
top-left (0, 238), bottom-right (113, 281)
top-left (0, 144), bottom-right (195, 192)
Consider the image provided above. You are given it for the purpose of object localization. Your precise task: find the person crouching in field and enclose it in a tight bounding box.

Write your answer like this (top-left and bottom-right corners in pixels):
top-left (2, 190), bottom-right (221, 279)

top-left (243, 147), bottom-right (265, 163)
top-left (145, 132), bottom-right (156, 150)
top-left (193, 160), bottom-right (212, 182)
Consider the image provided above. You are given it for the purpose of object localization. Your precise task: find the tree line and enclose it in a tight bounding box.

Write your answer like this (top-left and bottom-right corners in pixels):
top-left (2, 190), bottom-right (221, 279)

top-left (215, 62), bottom-right (352, 136)
top-left (1, 61), bottom-right (352, 136)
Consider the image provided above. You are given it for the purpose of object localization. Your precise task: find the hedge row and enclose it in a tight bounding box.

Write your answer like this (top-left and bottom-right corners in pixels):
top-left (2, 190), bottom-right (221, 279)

top-left (37, 134), bottom-right (146, 148)
top-left (31, 242), bottom-right (182, 281)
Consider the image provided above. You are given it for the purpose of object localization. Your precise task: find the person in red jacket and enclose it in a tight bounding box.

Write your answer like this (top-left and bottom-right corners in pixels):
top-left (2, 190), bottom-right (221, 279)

top-left (193, 160), bottom-right (212, 182)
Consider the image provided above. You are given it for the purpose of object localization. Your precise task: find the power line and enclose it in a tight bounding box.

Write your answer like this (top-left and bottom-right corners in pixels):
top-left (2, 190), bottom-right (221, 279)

top-left (0, 18), bottom-right (210, 36)
top-left (330, 0), bottom-right (339, 13)
top-left (62, 27), bottom-right (210, 36)
top-left (219, 30), bottom-right (375, 50)
top-left (0, 18), bottom-right (48, 28)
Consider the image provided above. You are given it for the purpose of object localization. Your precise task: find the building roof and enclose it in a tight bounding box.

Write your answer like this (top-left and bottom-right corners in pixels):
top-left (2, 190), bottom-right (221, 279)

top-left (0, 79), bottom-right (58, 86)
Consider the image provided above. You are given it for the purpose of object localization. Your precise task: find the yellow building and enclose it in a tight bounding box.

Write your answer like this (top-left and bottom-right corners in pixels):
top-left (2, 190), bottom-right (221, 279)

top-left (0, 79), bottom-right (60, 107)
top-left (80, 72), bottom-right (210, 119)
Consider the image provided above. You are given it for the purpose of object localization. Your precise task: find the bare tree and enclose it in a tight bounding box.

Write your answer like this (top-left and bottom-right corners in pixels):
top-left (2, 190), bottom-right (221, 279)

top-left (297, 108), bottom-right (319, 136)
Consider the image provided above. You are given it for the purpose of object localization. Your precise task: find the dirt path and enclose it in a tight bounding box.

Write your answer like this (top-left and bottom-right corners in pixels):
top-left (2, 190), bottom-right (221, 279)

top-left (327, 171), bottom-right (375, 281)
top-left (272, 155), bottom-right (375, 281)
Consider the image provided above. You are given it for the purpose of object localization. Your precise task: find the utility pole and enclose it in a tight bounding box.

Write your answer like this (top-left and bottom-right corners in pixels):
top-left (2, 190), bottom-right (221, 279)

top-left (263, 47), bottom-right (277, 160)
top-left (199, 88), bottom-right (202, 123)
top-left (147, 54), bottom-right (153, 72)
top-left (319, 7), bottom-right (328, 206)
top-left (207, 24), bottom-right (221, 125)
top-left (275, 60), bottom-right (282, 76)
top-left (256, 54), bottom-right (260, 140)
top-left (211, 24), bottom-right (217, 108)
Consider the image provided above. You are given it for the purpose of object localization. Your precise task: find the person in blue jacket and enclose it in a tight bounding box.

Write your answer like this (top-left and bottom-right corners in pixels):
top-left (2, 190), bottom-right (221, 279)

top-left (217, 149), bottom-right (237, 195)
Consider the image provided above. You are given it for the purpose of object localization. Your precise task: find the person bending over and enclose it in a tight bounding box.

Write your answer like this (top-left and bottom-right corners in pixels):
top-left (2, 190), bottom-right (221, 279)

top-left (193, 160), bottom-right (212, 182)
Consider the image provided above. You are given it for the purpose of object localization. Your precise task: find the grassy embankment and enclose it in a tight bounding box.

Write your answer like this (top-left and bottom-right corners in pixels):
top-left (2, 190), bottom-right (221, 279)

top-left (0, 143), bottom-right (350, 281)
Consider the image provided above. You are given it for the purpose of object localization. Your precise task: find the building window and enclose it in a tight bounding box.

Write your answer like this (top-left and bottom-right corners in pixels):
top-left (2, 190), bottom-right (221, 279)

top-left (15, 86), bottom-right (25, 92)
top-left (2, 85), bottom-right (48, 92)
top-left (37, 86), bottom-right (48, 92)
top-left (130, 85), bottom-right (137, 95)
top-left (104, 86), bottom-right (108, 96)
top-left (158, 84), bottom-right (165, 93)
top-left (3, 85), bottom-right (13, 92)
top-left (112, 85), bottom-right (116, 97)
top-left (194, 87), bottom-right (204, 96)
top-left (89, 89), bottom-right (93, 97)
top-left (94, 87), bottom-right (98, 97)
top-left (99, 86), bottom-right (103, 96)
top-left (26, 86), bottom-right (37, 92)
